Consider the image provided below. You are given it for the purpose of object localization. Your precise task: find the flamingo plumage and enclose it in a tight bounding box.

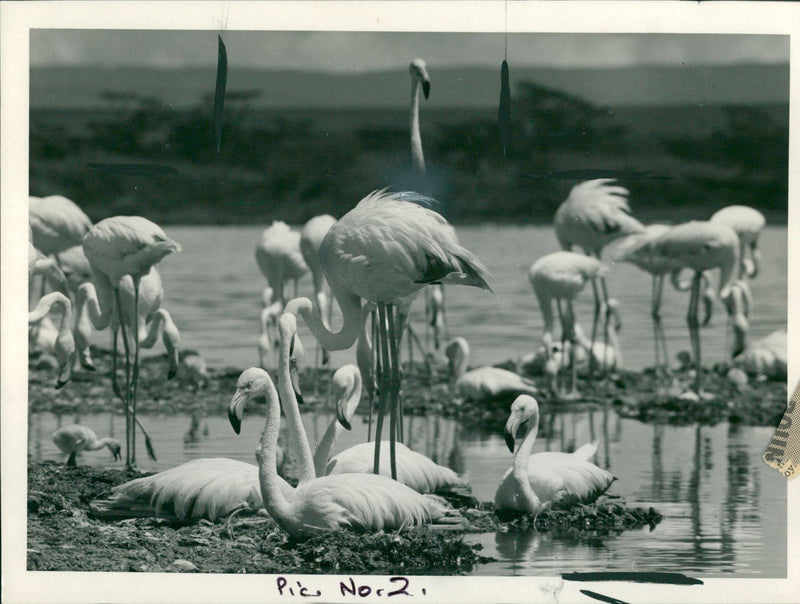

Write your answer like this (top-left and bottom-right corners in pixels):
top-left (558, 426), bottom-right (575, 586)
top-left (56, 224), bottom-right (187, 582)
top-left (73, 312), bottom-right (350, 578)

top-left (445, 337), bottom-right (538, 402)
top-left (494, 395), bottom-right (615, 514)
top-left (312, 364), bottom-right (470, 495)
top-left (228, 366), bottom-right (463, 539)
top-left (255, 221), bottom-right (309, 308)
top-left (29, 195), bottom-right (93, 257)
top-left (553, 179), bottom-right (644, 373)
top-left (285, 189), bottom-right (493, 480)
top-left (52, 424), bottom-right (121, 467)
top-left (710, 205), bottom-right (766, 279)
top-left (639, 221), bottom-right (739, 395)
top-left (731, 328), bottom-right (786, 381)
top-left (82, 216), bottom-right (181, 468)
top-left (528, 251), bottom-right (610, 398)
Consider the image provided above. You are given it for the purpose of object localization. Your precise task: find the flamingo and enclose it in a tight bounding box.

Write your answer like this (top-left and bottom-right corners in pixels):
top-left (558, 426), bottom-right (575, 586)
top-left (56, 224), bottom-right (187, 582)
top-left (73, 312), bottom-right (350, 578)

top-left (312, 364), bottom-right (470, 495)
top-left (731, 328), bottom-right (786, 381)
top-left (553, 179), bottom-right (644, 373)
top-left (642, 221), bottom-right (739, 395)
top-left (284, 189), bottom-right (493, 480)
top-left (177, 350), bottom-right (209, 392)
top-left (57, 244), bottom-right (94, 294)
top-left (528, 251), bottom-right (610, 398)
top-left (82, 216), bottom-right (181, 468)
top-left (29, 195), bottom-right (92, 258)
top-left (300, 214), bottom-right (338, 368)
top-left (227, 366), bottom-right (464, 539)
top-left (445, 337), bottom-right (538, 402)
top-left (710, 205), bottom-right (766, 279)
top-left (28, 242), bottom-right (74, 387)
top-left (52, 424), bottom-right (121, 467)
top-left (255, 221), bottom-right (309, 307)
top-left (494, 395), bottom-right (615, 514)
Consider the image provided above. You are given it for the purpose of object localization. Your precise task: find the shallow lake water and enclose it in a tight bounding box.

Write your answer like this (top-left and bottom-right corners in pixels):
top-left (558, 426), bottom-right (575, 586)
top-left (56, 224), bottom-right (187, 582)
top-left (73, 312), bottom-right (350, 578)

top-left (29, 223), bottom-right (788, 577)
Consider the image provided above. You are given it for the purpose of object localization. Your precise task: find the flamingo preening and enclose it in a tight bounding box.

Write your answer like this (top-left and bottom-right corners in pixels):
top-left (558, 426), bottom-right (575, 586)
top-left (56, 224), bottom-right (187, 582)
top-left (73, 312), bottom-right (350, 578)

top-left (29, 195), bottom-right (93, 259)
top-left (228, 366), bottom-right (463, 539)
top-left (300, 214), bottom-right (338, 368)
top-left (255, 221), bottom-right (309, 308)
top-left (82, 216), bottom-right (181, 468)
top-left (528, 251), bottom-right (610, 398)
top-left (494, 395), bottom-right (615, 514)
top-left (445, 337), bottom-right (538, 402)
top-left (52, 424), bottom-right (121, 467)
top-left (553, 180), bottom-right (644, 374)
top-left (285, 189), bottom-right (493, 481)
top-left (313, 364), bottom-right (470, 495)
top-left (638, 221), bottom-right (739, 395)
top-left (709, 205), bottom-right (766, 279)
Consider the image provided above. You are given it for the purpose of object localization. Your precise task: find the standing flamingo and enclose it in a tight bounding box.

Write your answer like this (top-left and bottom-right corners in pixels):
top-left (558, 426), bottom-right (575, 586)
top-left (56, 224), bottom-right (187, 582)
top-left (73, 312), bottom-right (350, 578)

top-left (494, 395), bottom-right (614, 514)
top-left (285, 189), bottom-right (493, 480)
top-left (312, 364), bottom-right (470, 495)
top-left (29, 242), bottom-right (74, 387)
top-left (643, 221), bottom-right (739, 395)
top-left (227, 366), bottom-right (463, 538)
top-left (528, 251), bottom-right (609, 398)
top-left (553, 179), bottom-right (644, 373)
top-left (300, 214), bottom-right (338, 367)
top-left (52, 424), bottom-right (121, 467)
top-left (710, 205), bottom-right (765, 279)
top-left (255, 221), bottom-right (309, 307)
top-left (445, 337), bottom-right (538, 402)
top-left (82, 216), bottom-right (181, 468)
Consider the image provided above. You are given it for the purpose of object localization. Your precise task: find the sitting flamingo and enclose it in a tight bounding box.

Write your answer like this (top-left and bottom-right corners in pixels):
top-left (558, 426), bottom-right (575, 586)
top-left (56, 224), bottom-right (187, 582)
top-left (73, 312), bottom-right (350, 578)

top-left (52, 425), bottom-right (121, 467)
top-left (494, 395), bottom-right (614, 514)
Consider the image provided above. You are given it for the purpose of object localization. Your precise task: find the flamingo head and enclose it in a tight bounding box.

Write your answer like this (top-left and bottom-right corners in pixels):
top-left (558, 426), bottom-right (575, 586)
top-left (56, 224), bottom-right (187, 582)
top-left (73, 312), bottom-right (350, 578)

top-left (228, 367), bottom-right (272, 434)
top-left (278, 312), bottom-right (305, 405)
top-left (333, 365), bottom-right (363, 430)
top-left (410, 58), bottom-right (431, 99)
top-left (746, 242), bottom-right (761, 278)
top-left (504, 395), bottom-right (540, 453)
top-left (444, 337), bottom-right (469, 381)
top-left (108, 440), bottom-right (122, 462)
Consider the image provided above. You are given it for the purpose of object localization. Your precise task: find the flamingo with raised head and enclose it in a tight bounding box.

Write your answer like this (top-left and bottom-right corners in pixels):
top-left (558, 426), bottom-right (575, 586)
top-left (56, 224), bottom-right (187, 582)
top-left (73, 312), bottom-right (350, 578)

top-left (312, 364), bottom-right (470, 495)
top-left (553, 179), bottom-right (644, 373)
top-left (643, 221), bottom-right (739, 395)
top-left (445, 337), bottom-right (538, 402)
top-left (528, 251), bottom-right (610, 398)
top-left (285, 189), bottom-right (493, 480)
top-left (227, 366), bottom-right (463, 539)
top-left (494, 395), bottom-right (615, 514)
top-left (52, 424), bottom-right (121, 467)
top-left (82, 216), bottom-right (181, 468)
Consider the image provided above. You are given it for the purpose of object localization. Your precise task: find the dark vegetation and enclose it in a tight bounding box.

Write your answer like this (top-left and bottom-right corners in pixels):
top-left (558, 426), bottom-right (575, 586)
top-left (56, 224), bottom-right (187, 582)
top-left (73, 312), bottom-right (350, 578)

top-left (29, 82), bottom-right (788, 225)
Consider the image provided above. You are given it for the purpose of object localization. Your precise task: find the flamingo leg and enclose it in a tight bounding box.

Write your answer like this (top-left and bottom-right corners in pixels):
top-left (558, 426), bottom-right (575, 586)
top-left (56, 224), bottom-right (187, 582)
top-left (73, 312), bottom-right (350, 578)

top-left (687, 272), bottom-right (703, 394)
top-left (588, 277), bottom-right (601, 376)
top-left (652, 274), bottom-right (669, 376)
top-left (566, 299), bottom-right (579, 398)
top-left (113, 287), bottom-right (134, 468)
top-left (386, 303), bottom-right (400, 479)
top-left (555, 299), bottom-right (567, 396)
top-left (130, 277), bottom-right (142, 467)
top-left (372, 304), bottom-right (390, 475)
top-left (597, 273), bottom-right (612, 374)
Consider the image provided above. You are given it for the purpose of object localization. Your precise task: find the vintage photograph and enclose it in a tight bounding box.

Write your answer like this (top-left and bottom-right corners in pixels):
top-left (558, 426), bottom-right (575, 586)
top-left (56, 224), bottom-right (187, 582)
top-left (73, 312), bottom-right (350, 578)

top-left (3, 1), bottom-right (797, 602)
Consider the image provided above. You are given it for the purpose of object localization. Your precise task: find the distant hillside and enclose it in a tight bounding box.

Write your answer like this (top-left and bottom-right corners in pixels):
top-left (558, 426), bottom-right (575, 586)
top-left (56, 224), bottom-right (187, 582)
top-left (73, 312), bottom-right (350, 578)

top-left (30, 63), bottom-right (789, 110)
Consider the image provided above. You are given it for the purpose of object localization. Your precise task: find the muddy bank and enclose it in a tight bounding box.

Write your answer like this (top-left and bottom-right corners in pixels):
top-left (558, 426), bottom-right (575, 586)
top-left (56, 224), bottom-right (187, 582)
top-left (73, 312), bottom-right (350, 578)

top-left (27, 462), bottom-right (661, 574)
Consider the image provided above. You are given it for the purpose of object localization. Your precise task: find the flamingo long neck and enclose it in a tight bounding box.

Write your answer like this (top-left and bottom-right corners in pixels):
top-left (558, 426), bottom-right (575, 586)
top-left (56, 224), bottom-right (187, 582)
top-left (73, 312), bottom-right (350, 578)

top-left (535, 289), bottom-right (557, 348)
top-left (139, 309), bottom-right (180, 375)
top-left (313, 370), bottom-right (363, 476)
top-left (256, 377), bottom-right (298, 530)
top-left (85, 436), bottom-right (116, 452)
top-left (410, 77), bottom-right (426, 176)
top-left (278, 330), bottom-right (316, 485)
top-left (513, 414), bottom-right (543, 513)
top-left (286, 289), bottom-right (363, 351)
top-left (717, 247), bottom-right (740, 299)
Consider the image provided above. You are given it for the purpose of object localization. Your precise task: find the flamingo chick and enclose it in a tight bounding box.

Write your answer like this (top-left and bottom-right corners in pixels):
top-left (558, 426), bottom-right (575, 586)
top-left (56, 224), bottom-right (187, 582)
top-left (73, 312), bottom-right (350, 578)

top-left (52, 425), bottom-right (121, 467)
top-left (314, 364), bottom-right (470, 495)
top-left (494, 395), bottom-right (615, 514)
top-left (445, 337), bottom-right (538, 402)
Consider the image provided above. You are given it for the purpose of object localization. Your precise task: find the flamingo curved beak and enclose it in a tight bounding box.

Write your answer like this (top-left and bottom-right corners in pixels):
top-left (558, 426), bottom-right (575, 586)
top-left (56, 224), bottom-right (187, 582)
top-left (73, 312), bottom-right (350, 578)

top-left (422, 80), bottom-right (431, 100)
top-left (228, 389), bottom-right (247, 434)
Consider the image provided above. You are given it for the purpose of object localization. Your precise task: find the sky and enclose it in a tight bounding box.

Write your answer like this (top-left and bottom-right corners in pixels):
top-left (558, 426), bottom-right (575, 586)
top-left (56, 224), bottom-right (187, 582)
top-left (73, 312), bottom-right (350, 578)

top-left (30, 30), bottom-right (790, 72)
